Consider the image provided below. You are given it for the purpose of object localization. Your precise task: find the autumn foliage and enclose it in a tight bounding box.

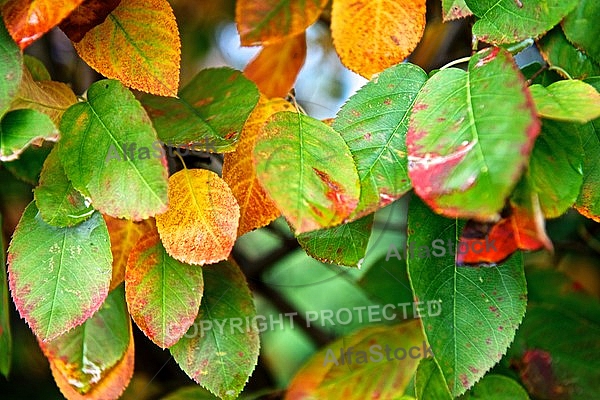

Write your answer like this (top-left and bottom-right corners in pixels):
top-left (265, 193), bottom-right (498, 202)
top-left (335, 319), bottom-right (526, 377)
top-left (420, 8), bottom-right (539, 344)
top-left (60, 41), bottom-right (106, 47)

top-left (1, 0), bottom-right (600, 399)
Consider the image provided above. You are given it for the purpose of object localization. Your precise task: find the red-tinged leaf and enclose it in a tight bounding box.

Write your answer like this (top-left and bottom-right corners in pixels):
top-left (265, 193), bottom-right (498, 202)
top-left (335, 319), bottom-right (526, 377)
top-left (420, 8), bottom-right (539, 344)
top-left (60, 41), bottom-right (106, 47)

top-left (408, 47), bottom-right (540, 221)
top-left (2, 0), bottom-right (85, 48)
top-left (155, 168), bottom-right (239, 265)
top-left (457, 178), bottom-right (552, 265)
top-left (59, 0), bottom-right (121, 42)
top-left (40, 286), bottom-right (130, 396)
top-left (244, 32), bottom-right (306, 98)
top-left (104, 215), bottom-right (156, 291)
top-left (170, 259), bottom-right (259, 399)
top-left (442, 0), bottom-right (473, 21)
top-left (254, 111), bottom-right (360, 234)
top-left (331, 0), bottom-right (426, 78)
top-left (126, 230), bottom-right (204, 348)
top-left (223, 97), bottom-right (293, 236)
top-left (8, 202), bottom-right (112, 341)
top-left (236, 0), bottom-right (328, 46)
top-left (285, 320), bottom-right (426, 399)
top-left (73, 0), bottom-right (180, 96)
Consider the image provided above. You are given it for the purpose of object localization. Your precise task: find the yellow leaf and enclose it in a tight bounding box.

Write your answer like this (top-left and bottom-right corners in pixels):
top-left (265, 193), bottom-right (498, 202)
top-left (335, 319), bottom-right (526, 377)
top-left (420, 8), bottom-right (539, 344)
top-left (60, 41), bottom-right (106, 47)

top-left (73, 0), bottom-right (180, 96)
top-left (236, 0), bottom-right (328, 46)
top-left (223, 97), bottom-right (294, 236)
top-left (331, 0), bottom-right (426, 78)
top-left (103, 215), bottom-right (156, 291)
top-left (244, 32), bottom-right (307, 98)
top-left (156, 169), bottom-right (239, 265)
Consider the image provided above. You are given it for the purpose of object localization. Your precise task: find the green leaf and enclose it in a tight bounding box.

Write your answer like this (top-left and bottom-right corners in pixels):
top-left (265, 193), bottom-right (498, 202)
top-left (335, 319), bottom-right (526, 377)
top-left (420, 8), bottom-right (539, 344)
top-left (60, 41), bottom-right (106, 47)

top-left (407, 197), bottom-right (527, 396)
top-left (170, 260), bottom-right (259, 399)
top-left (441, 0), bottom-right (473, 21)
top-left (3, 140), bottom-right (52, 185)
top-left (58, 79), bottom-right (168, 221)
top-left (415, 358), bottom-right (452, 400)
top-left (528, 119), bottom-right (584, 218)
top-left (141, 68), bottom-right (260, 153)
top-left (407, 47), bottom-right (539, 220)
top-left (297, 214), bottom-right (373, 267)
top-left (562, 0), bottom-right (600, 64)
top-left (23, 54), bottom-right (51, 81)
top-left (0, 18), bottom-right (22, 119)
top-left (40, 285), bottom-right (130, 394)
top-left (465, 0), bottom-right (578, 44)
top-left (0, 214), bottom-right (11, 378)
top-left (162, 386), bottom-right (219, 400)
top-left (537, 27), bottom-right (600, 80)
top-left (254, 111), bottom-right (360, 234)
top-left (530, 80), bottom-right (600, 123)
top-left (332, 63), bottom-right (427, 219)
top-left (458, 375), bottom-right (529, 399)
top-left (0, 109), bottom-right (57, 161)
top-left (575, 77), bottom-right (600, 222)
top-left (126, 230), bottom-right (204, 349)
top-left (286, 320), bottom-right (427, 399)
top-left (7, 202), bottom-right (112, 341)
top-left (34, 146), bottom-right (94, 227)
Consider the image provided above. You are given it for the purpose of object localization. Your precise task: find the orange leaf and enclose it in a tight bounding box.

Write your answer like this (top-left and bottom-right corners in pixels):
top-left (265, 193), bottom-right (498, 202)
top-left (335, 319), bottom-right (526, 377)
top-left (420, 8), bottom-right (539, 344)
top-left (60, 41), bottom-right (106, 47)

top-left (59, 0), bottom-right (122, 42)
top-left (244, 32), bottom-right (306, 98)
top-left (223, 97), bottom-right (293, 236)
top-left (2, 0), bottom-right (85, 49)
top-left (236, 0), bottom-right (328, 46)
top-left (49, 327), bottom-right (134, 400)
top-left (331, 0), bottom-right (426, 78)
top-left (103, 215), bottom-right (156, 291)
top-left (156, 169), bottom-right (239, 265)
top-left (73, 0), bottom-right (180, 96)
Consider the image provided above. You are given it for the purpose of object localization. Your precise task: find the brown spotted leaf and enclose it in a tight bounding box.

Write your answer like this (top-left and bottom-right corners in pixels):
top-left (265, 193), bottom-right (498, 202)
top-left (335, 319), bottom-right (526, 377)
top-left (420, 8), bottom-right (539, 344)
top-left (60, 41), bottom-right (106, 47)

top-left (331, 0), bottom-right (426, 78)
top-left (73, 0), bottom-right (180, 96)
top-left (223, 97), bottom-right (293, 236)
top-left (156, 169), bottom-right (240, 265)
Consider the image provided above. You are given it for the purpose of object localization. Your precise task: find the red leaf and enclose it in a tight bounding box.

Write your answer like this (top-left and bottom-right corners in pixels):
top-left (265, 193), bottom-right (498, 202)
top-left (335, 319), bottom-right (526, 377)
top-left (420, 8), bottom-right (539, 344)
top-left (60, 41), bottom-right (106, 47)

top-left (59, 0), bottom-right (121, 42)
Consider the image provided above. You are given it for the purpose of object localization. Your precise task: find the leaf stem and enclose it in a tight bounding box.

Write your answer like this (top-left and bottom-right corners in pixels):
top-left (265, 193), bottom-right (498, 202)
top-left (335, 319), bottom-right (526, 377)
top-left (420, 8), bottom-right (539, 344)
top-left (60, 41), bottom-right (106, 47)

top-left (440, 56), bottom-right (472, 71)
top-left (548, 66), bottom-right (573, 80)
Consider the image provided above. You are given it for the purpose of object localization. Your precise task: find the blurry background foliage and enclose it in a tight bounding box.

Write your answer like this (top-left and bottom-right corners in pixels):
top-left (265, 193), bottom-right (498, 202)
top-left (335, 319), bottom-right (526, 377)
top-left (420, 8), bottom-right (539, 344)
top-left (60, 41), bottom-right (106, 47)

top-left (0, 0), bottom-right (599, 399)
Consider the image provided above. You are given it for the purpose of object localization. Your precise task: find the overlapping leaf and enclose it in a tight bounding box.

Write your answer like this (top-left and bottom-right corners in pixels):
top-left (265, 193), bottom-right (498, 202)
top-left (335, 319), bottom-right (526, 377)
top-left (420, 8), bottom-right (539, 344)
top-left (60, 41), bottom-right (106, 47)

top-left (3, 140), bottom-right (51, 185)
top-left (331, 0), bottom-right (426, 78)
top-left (333, 63), bottom-right (427, 218)
top-left (244, 33), bottom-right (306, 98)
top-left (58, 79), bottom-right (168, 220)
top-left (530, 80), bottom-right (600, 123)
top-left (170, 260), bottom-right (259, 399)
top-left (458, 375), bottom-right (530, 399)
top-left (562, 0), bottom-right (600, 64)
top-left (7, 203), bottom-right (112, 341)
top-left (9, 67), bottom-right (77, 125)
top-left (407, 197), bottom-right (527, 396)
top-left (104, 215), bottom-right (155, 290)
top-left (236, 0), bottom-right (328, 45)
top-left (576, 78), bottom-right (600, 222)
top-left (441, 0), bottom-right (472, 21)
top-left (141, 68), bottom-right (260, 153)
top-left (126, 230), bottom-right (204, 348)
top-left (465, 0), bottom-right (578, 44)
top-left (34, 146), bottom-right (94, 227)
top-left (156, 168), bottom-right (239, 265)
top-left (286, 320), bottom-right (425, 399)
top-left (0, 109), bottom-right (57, 161)
top-left (529, 120), bottom-right (584, 218)
top-left (2, 0), bottom-right (85, 48)
top-left (415, 358), bottom-right (452, 400)
top-left (40, 286), bottom-right (130, 397)
top-left (254, 111), bottom-right (360, 234)
top-left (23, 54), bottom-right (50, 80)
top-left (0, 19), bottom-right (22, 118)
top-left (59, 0), bottom-right (121, 42)
top-left (408, 47), bottom-right (540, 220)
top-left (538, 27), bottom-right (600, 80)
top-left (73, 0), bottom-right (180, 96)
top-left (297, 215), bottom-right (373, 267)
top-left (223, 97), bottom-right (292, 236)
top-left (0, 215), bottom-right (11, 378)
